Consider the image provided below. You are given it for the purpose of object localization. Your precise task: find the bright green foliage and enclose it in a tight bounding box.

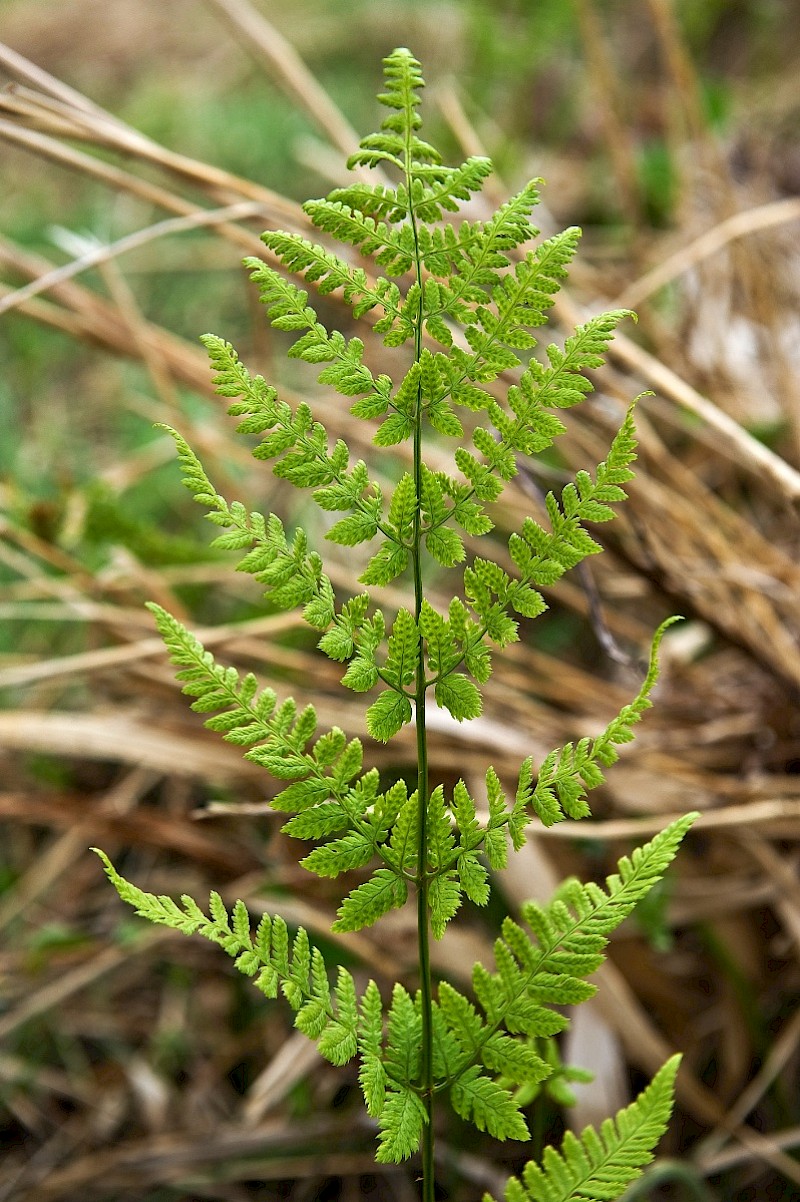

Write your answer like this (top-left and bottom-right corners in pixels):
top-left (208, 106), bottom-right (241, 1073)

top-left (96, 817), bottom-right (694, 1169)
top-left (93, 850), bottom-right (361, 1066)
top-left (483, 1056), bottom-right (681, 1202)
top-left (97, 48), bottom-right (696, 1199)
top-left (518, 616), bottom-right (681, 826)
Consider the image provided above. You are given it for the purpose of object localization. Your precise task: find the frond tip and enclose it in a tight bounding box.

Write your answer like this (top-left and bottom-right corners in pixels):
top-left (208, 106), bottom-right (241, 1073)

top-left (483, 1055), bottom-right (681, 1202)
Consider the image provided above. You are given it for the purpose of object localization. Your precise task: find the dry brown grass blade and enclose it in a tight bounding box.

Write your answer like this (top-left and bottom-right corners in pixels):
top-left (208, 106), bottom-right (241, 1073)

top-left (617, 197), bottom-right (800, 310)
top-left (0, 933), bottom-right (169, 1043)
top-left (0, 235), bottom-right (230, 410)
top-left (0, 42), bottom-right (114, 118)
top-left (0, 710), bottom-right (260, 780)
top-left (240, 1032), bottom-right (321, 1126)
top-left (596, 960), bottom-right (800, 1186)
top-left (0, 201), bottom-right (270, 317)
top-left (696, 1006), bottom-right (800, 1167)
top-left (0, 788), bottom-right (258, 872)
top-left (572, 0), bottom-right (642, 227)
top-left (0, 610), bottom-right (301, 689)
top-left (201, 0), bottom-right (365, 165)
top-left (743, 834), bottom-right (800, 955)
top-left (532, 797), bottom-right (800, 841)
top-left (0, 52), bottom-right (305, 218)
top-left (8, 1120), bottom-right (378, 1201)
top-left (0, 769), bottom-right (155, 932)
top-left (0, 118), bottom-right (212, 222)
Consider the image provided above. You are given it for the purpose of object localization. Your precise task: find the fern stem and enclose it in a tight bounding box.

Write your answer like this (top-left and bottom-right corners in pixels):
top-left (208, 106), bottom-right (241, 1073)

top-left (404, 94), bottom-right (436, 1202)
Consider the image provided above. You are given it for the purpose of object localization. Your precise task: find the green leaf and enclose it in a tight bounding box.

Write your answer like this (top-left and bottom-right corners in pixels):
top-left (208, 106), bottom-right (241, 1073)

top-left (341, 656), bottom-right (379, 692)
top-left (457, 852), bottom-right (490, 906)
top-left (375, 1085), bottom-right (427, 1163)
top-left (326, 511), bottom-right (378, 547)
top-left (439, 980), bottom-right (485, 1053)
top-left (426, 783), bottom-right (455, 869)
top-left (484, 1056), bottom-right (680, 1202)
top-left (300, 832), bottom-right (374, 878)
top-left (425, 524), bottom-right (465, 567)
top-left (374, 413), bottom-right (414, 446)
top-left (434, 672), bottom-right (482, 722)
top-left (429, 871), bottom-right (462, 939)
top-left (387, 472), bottom-right (416, 543)
top-left (387, 792), bottom-right (420, 874)
top-left (366, 689), bottom-right (413, 742)
top-left (358, 979), bottom-right (387, 1117)
top-left (482, 1033), bottom-right (549, 1086)
top-left (360, 541), bottom-right (409, 586)
top-left (451, 1066), bottom-right (529, 1141)
top-left (318, 967), bottom-right (359, 1064)
top-left (333, 869), bottom-right (408, 933)
top-left (383, 608), bottom-right (420, 689)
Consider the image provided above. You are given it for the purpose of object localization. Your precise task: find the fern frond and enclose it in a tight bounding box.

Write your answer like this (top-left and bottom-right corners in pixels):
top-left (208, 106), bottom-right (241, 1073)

top-left (261, 228), bottom-right (374, 297)
top-left (451, 1065), bottom-right (530, 1142)
top-left (376, 1085), bottom-right (428, 1163)
top-left (333, 867), bottom-right (409, 933)
top-left (519, 618), bottom-right (681, 826)
top-left (467, 227), bottom-right (581, 357)
top-left (162, 424), bottom-right (338, 623)
top-left (410, 156), bottom-right (495, 223)
top-left (92, 850), bottom-right (363, 1066)
top-left (527, 309), bottom-right (634, 411)
top-left (303, 199), bottom-right (414, 277)
top-left (243, 261), bottom-right (394, 404)
top-left (446, 815), bottom-right (696, 1084)
top-left (93, 44), bottom-right (695, 1187)
top-left (419, 180), bottom-right (541, 279)
top-left (202, 332), bottom-right (392, 556)
top-left (423, 226), bottom-right (583, 414)
top-left (262, 218), bottom-right (411, 335)
top-left (326, 181), bottom-right (406, 222)
top-left (507, 405), bottom-right (639, 598)
top-left (348, 47), bottom-right (434, 174)
top-left (145, 603), bottom-right (399, 872)
top-left (483, 1055), bottom-right (680, 1202)
top-left (455, 309), bottom-right (630, 503)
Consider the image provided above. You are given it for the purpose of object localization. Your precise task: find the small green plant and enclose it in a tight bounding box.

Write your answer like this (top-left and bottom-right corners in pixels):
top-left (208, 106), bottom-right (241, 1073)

top-left (96, 49), bottom-right (696, 1201)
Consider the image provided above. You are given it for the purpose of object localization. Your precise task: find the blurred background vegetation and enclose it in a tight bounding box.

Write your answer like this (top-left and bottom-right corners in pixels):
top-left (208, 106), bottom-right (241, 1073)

top-left (1, 1), bottom-right (800, 1199)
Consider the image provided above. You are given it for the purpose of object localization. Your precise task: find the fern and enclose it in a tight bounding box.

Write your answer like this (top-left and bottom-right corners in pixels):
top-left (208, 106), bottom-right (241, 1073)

top-left (96, 48), bottom-right (696, 1201)
top-left (483, 1056), bottom-right (681, 1202)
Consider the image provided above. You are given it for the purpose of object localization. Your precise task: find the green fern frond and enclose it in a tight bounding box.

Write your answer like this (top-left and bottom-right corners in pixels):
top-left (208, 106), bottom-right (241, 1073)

top-left (376, 1085), bottom-right (429, 1163)
top-left (304, 198), bottom-right (414, 277)
top-left (92, 850), bottom-right (363, 1067)
top-left (348, 48), bottom-right (434, 174)
top-left (507, 405), bottom-right (639, 600)
top-left (333, 867), bottom-right (409, 933)
top-left (446, 815), bottom-right (696, 1084)
top-left (95, 45), bottom-right (695, 1192)
top-left (145, 603), bottom-right (393, 869)
top-left (483, 1055), bottom-right (681, 1202)
top-left (243, 261), bottom-right (394, 403)
top-left (452, 1065), bottom-right (531, 1142)
top-left (160, 424), bottom-right (337, 623)
top-left (519, 618), bottom-right (682, 826)
top-left (419, 180), bottom-right (541, 279)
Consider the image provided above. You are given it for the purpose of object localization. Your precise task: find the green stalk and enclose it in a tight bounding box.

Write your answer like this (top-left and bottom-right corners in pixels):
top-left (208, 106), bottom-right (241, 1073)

top-left (405, 108), bottom-right (435, 1202)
